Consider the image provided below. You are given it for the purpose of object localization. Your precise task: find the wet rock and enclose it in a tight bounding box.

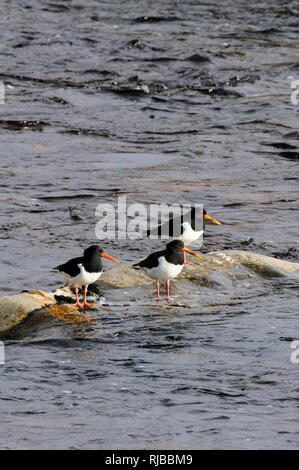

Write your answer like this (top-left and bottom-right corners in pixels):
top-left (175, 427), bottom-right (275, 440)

top-left (98, 250), bottom-right (299, 289)
top-left (0, 290), bottom-right (55, 337)
top-left (44, 304), bottom-right (100, 324)
top-left (134, 16), bottom-right (180, 23)
top-left (0, 289), bottom-right (106, 337)
top-left (0, 251), bottom-right (298, 336)
top-left (68, 206), bottom-right (83, 221)
top-left (223, 250), bottom-right (299, 278)
top-left (126, 39), bottom-right (146, 50)
top-left (226, 74), bottom-right (260, 86)
top-left (50, 96), bottom-right (69, 105)
top-left (187, 53), bottom-right (210, 63)
top-left (60, 128), bottom-right (109, 137)
top-left (0, 120), bottom-right (47, 131)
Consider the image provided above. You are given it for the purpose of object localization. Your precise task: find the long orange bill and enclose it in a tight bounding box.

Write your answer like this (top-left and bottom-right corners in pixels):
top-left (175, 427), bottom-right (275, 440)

top-left (204, 214), bottom-right (222, 225)
top-left (101, 252), bottom-right (119, 263)
top-left (183, 247), bottom-right (202, 259)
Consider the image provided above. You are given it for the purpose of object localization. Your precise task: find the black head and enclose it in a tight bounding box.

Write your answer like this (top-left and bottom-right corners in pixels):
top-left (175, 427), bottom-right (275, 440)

top-left (83, 245), bottom-right (103, 259)
top-left (202, 208), bottom-right (207, 228)
top-left (83, 245), bottom-right (119, 264)
top-left (166, 239), bottom-right (184, 252)
top-left (165, 239), bottom-right (202, 261)
top-left (190, 206), bottom-right (206, 216)
top-left (191, 206), bottom-right (221, 226)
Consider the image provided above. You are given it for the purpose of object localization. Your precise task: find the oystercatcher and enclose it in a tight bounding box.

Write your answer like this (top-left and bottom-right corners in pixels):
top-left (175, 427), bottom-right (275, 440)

top-left (146, 207), bottom-right (221, 264)
top-left (55, 245), bottom-right (119, 308)
top-left (133, 239), bottom-right (202, 302)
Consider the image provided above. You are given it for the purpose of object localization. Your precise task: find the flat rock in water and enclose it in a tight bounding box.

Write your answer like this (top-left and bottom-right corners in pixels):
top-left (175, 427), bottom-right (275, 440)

top-left (0, 290), bottom-right (56, 337)
top-left (98, 250), bottom-right (299, 288)
top-left (0, 251), bottom-right (298, 336)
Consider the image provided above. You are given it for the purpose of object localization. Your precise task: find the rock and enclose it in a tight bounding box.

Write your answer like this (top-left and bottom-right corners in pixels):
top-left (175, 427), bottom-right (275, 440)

top-left (0, 251), bottom-right (298, 336)
top-left (0, 288), bottom-right (112, 337)
top-left (97, 250), bottom-right (299, 288)
top-left (44, 304), bottom-right (100, 324)
top-left (187, 53), bottom-right (210, 63)
top-left (0, 290), bottom-right (56, 337)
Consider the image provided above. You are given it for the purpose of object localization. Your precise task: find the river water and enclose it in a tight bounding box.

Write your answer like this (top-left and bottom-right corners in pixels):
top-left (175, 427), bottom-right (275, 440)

top-left (0, 0), bottom-right (298, 449)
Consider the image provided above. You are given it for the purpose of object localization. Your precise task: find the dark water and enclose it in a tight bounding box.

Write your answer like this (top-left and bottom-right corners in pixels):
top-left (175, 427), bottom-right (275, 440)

top-left (0, 0), bottom-right (299, 449)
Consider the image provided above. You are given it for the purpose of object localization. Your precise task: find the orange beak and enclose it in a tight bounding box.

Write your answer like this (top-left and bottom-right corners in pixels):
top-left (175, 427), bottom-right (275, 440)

top-left (204, 214), bottom-right (222, 225)
top-left (183, 247), bottom-right (202, 259)
top-left (101, 252), bottom-right (119, 263)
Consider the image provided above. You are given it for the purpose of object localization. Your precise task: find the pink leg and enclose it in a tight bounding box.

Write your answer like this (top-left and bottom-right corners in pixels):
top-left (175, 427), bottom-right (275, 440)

top-left (166, 280), bottom-right (170, 298)
top-left (74, 287), bottom-right (83, 308)
top-left (82, 285), bottom-right (94, 308)
top-left (156, 281), bottom-right (162, 303)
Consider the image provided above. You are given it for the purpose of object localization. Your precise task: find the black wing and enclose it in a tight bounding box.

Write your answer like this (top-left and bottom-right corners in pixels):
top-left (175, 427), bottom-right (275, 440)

top-left (147, 207), bottom-right (200, 236)
top-left (55, 256), bottom-right (83, 277)
top-left (133, 250), bottom-right (165, 269)
top-left (146, 215), bottom-right (184, 238)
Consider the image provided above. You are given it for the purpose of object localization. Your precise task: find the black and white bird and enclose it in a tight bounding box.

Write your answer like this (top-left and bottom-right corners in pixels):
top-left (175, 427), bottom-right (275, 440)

top-left (55, 245), bottom-right (119, 308)
top-left (133, 239), bottom-right (202, 302)
top-left (146, 207), bottom-right (221, 264)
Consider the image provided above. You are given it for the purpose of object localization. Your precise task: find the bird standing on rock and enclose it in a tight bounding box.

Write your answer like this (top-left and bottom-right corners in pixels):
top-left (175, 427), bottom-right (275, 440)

top-left (146, 207), bottom-right (221, 264)
top-left (55, 245), bottom-right (119, 308)
top-left (133, 239), bottom-right (202, 302)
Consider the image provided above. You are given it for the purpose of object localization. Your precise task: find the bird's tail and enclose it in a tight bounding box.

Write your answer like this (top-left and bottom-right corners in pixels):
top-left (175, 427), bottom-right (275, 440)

top-left (132, 262), bottom-right (141, 269)
top-left (52, 265), bottom-right (62, 271)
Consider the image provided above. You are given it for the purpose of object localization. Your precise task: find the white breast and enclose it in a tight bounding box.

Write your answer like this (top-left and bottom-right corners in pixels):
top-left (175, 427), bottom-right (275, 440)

top-left (62, 264), bottom-right (102, 287)
top-left (177, 222), bottom-right (203, 246)
top-left (145, 256), bottom-right (183, 281)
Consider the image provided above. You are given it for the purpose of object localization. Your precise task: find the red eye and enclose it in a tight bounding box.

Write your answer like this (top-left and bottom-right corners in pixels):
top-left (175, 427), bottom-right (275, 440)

top-left (96, 248), bottom-right (99, 252)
